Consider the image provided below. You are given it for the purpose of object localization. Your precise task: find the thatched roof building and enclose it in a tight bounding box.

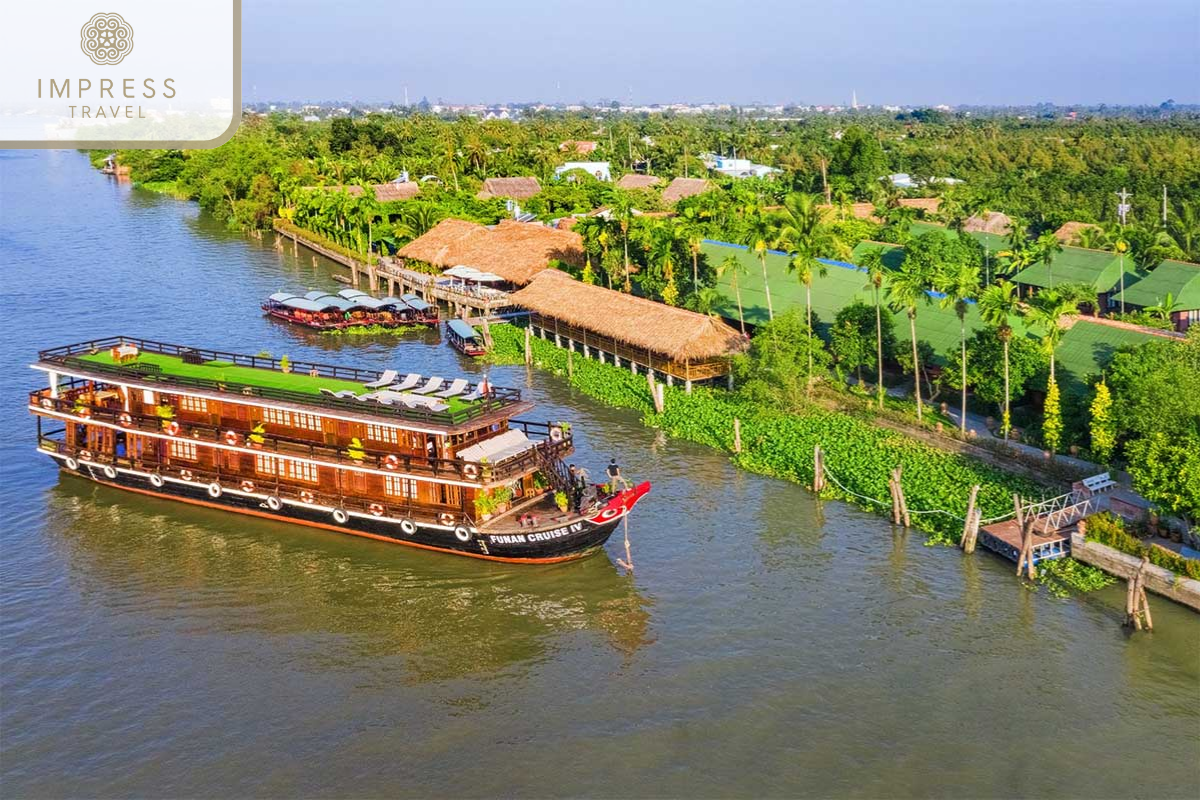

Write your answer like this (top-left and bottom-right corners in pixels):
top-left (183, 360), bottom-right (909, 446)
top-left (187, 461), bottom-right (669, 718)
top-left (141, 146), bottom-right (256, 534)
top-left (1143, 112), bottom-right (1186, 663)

top-left (510, 270), bottom-right (744, 382)
top-left (963, 211), bottom-right (1013, 235)
top-left (303, 183), bottom-right (421, 202)
top-left (899, 197), bottom-right (942, 214)
top-left (560, 140), bottom-right (598, 154)
top-left (616, 174), bottom-right (663, 190)
top-left (1053, 221), bottom-right (1102, 245)
top-left (476, 177), bottom-right (542, 201)
top-left (662, 177), bottom-right (713, 205)
top-left (397, 218), bottom-right (583, 286)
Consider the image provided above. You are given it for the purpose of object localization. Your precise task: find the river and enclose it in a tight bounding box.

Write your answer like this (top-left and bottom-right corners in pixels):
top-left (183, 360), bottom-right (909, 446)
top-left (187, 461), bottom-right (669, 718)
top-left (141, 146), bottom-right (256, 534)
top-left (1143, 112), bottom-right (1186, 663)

top-left (1, 150), bottom-right (1197, 798)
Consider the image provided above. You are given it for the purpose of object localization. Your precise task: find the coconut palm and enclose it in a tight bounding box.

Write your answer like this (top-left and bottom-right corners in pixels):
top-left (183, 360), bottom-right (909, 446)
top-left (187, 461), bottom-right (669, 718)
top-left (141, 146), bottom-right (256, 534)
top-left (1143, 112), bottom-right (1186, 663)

top-left (685, 287), bottom-right (724, 317)
top-left (741, 210), bottom-right (776, 321)
top-left (978, 281), bottom-right (1022, 441)
top-left (1168, 200), bottom-right (1199, 262)
top-left (1076, 225), bottom-right (1112, 251)
top-left (679, 208), bottom-right (707, 294)
top-left (610, 190), bottom-right (637, 292)
top-left (859, 247), bottom-right (888, 410)
top-left (886, 261), bottom-right (933, 421)
top-left (717, 254), bottom-right (749, 334)
top-left (789, 246), bottom-right (828, 397)
top-left (935, 263), bottom-right (981, 434)
top-left (1036, 230), bottom-right (1064, 288)
top-left (1027, 289), bottom-right (1077, 383)
top-left (650, 220), bottom-right (682, 306)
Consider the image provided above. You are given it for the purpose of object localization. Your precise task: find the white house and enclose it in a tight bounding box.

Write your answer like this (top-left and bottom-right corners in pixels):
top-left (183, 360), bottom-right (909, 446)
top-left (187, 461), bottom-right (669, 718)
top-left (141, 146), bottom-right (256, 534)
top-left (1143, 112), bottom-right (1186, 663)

top-left (702, 154), bottom-right (780, 178)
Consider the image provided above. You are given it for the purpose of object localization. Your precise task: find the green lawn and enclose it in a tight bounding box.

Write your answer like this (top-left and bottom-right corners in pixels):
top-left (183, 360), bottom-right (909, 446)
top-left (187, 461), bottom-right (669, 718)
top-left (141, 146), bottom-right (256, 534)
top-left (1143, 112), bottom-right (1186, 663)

top-left (76, 351), bottom-right (475, 411)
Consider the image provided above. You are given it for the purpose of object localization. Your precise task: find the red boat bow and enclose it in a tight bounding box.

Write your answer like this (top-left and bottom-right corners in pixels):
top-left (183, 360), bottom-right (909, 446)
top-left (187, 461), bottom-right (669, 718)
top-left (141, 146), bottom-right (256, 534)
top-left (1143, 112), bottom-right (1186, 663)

top-left (587, 481), bottom-right (651, 524)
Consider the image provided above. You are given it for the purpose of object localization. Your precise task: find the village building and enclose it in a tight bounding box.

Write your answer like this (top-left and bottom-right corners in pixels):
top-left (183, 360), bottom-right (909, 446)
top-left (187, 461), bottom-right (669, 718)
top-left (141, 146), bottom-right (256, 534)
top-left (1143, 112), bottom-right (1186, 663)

top-left (396, 218), bottom-right (584, 288)
top-left (509, 269), bottom-right (746, 388)
top-left (475, 177), bottom-right (542, 201)
top-left (559, 140), bottom-right (598, 154)
top-left (304, 181), bottom-right (421, 202)
top-left (1053, 221), bottom-right (1103, 245)
top-left (702, 154), bottom-right (780, 178)
top-left (1011, 246), bottom-right (1141, 312)
top-left (962, 211), bottom-right (1013, 235)
top-left (615, 174), bottom-right (663, 191)
top-left (662, 177), bottom-right (713, 205)
top-left (1120, 260), bottom-right (1200, 332)
top-left (555, 161), bottom-right (612, 181)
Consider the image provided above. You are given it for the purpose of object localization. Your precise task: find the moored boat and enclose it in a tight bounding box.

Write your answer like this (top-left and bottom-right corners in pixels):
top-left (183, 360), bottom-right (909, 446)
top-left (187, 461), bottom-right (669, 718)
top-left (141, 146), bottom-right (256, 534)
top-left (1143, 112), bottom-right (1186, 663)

top-left (262, 288), bottom-right (439, 329)
top-left (446, 319), bottom-right (487, 357)
top-left (28, 337), bottom-right (650, 563)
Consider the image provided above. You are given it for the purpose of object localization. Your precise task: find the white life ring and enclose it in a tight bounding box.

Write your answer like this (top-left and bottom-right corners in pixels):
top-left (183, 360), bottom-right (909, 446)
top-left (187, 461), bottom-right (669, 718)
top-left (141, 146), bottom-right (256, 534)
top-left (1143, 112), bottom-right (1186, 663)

top-left (399, 518), bottom-right (417, 535)
top-left (332, 508), bottom-right (349, 524)
top-left (549, 426), bottom-right (563, 442)
top-left (180, 469), bottom-right (194, 481)
top-left (439, 513), bottom-right (455, 527)
top-left (149, 473), bottom-right (164, 487)
top-left (65, 457), bottom-right (79, 471)
top-left (207, 482), bottom-right (222, 498)
top-left (225, 430), bottom-right (239, 446)
top-left (40, 397), bottom-right (53, 409)
top-left (240, 480), bottom-right (255, 493)
top-left (369, 503), bottom-right (385, 517)
top-left (165, 421), bottom-right (180, 436)
top-left (76, 406), bottom-right (92, 419)
top-left (299, 490), bottom-right (315, 504)
top-left (463, 463), bottom-right (479, 479)
top-left (384, 454), bottom-right (399, 471)
top-left (117, 412), bottom-right (133, 428)
top-left (102, 464), bottom-right (118, 479)
top-left (79, 449), bottom-right (94, 461)
top-left (454, 526), bottom-right (472, 543)
top-left (266, 495), bottom-right (283, 511)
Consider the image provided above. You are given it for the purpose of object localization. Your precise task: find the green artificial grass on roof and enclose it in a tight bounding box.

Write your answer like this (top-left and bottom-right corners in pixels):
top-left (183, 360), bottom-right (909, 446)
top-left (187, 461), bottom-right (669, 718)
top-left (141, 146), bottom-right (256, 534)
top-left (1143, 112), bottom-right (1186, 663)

top-left (75, 351), bottom-right (475, 412)
top-left (1119, 260), bottom-right (1200, 311)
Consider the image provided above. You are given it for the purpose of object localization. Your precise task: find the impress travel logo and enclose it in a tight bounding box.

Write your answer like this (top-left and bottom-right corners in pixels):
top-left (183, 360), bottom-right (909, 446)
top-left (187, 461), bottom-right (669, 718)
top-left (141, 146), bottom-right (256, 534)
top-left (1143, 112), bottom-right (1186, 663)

top-left (0, 1), bottom-right (240, 148)
top-left (80, 12), bottom-right (135, 66)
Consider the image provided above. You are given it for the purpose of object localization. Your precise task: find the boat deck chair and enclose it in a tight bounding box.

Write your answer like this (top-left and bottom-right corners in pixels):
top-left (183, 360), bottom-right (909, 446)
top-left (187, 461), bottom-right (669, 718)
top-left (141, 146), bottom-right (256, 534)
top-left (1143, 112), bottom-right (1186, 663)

top-left (411, 376), bottom-right (444, 395)
top-left (460, 386), bottom-right (485, 402)
top-left (320, 388), bottom-right (359, 399)
top-left (392, 372), bottom-right (422, 391)
top-left (363, 369), bottom-right (398, 389)
top-left (435, 378), bottom-right (469, 398)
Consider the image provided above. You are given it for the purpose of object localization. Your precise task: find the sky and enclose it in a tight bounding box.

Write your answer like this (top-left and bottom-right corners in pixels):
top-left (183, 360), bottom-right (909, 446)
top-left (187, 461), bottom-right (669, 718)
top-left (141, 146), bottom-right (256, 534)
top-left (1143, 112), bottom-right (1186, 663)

top-left (243, 0), bottom-right (1200, 106)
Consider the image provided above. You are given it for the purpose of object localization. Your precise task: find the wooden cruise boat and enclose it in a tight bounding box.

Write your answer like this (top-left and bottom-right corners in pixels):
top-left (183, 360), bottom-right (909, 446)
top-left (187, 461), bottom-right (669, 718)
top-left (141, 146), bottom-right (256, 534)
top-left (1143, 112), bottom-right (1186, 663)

top-left (262, 289), bottom-right (439, 330)
top-left (446, 319), bottom-right (487, 357)
top-left (29, 337), bottom-right (650, 563)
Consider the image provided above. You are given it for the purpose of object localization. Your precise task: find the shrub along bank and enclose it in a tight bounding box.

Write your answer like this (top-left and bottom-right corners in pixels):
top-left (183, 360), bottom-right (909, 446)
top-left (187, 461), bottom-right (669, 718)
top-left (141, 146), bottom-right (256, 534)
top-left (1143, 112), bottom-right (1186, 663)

top-left (488, 324), bottom-right (1046, 544)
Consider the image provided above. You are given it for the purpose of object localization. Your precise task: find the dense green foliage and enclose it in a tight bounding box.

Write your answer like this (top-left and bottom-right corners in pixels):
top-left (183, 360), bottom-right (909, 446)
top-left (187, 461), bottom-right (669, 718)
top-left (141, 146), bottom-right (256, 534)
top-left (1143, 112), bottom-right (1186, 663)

top-left (489, 324), bottom-right (1044, 543)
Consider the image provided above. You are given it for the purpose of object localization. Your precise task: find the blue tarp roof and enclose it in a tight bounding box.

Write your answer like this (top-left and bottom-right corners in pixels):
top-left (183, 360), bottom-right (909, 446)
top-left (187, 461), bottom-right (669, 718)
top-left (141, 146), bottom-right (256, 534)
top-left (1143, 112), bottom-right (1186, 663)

top-left (447, 319), bottom-right (480, 340)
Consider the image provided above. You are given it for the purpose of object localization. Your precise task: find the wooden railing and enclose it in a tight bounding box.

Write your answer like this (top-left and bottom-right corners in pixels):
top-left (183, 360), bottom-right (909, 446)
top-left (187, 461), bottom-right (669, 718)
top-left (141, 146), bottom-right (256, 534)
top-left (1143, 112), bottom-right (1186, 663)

top-left (31, 388), bottom-right (573, 487)
top-left (37, 336), bottom-right (523, 427)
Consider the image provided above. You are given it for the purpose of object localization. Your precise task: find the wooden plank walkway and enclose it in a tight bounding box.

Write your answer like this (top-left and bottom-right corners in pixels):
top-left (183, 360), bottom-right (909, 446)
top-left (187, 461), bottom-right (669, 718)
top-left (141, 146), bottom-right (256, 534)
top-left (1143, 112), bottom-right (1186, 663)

top-left (978, 519), bottom-right (1071, 565)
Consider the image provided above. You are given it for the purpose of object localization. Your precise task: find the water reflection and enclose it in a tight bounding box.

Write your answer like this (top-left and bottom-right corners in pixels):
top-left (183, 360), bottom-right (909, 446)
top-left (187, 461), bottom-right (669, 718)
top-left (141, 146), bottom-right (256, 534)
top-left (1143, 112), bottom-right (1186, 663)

top-left (45, 477), bottom-right (653, 683)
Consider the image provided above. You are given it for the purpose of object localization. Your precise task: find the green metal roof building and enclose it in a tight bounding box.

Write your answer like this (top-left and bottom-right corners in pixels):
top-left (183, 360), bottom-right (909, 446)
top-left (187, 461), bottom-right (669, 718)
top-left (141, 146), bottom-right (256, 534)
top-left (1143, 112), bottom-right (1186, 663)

top-left (1119, 261), bottom-right (1200, 332)
top-left (1010, 248), bottom-right (1141, 294)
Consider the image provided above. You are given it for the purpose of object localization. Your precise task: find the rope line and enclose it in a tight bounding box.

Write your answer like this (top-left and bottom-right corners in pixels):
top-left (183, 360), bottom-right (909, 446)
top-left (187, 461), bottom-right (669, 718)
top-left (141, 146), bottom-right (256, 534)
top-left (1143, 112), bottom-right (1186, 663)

top-left (820, 464), bottom-right (1015, 526)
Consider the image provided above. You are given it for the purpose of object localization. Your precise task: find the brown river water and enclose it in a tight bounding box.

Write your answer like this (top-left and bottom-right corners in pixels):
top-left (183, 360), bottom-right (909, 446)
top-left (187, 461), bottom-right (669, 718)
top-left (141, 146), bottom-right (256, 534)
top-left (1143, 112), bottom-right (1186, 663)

top-left (1, 150), bottom-right (1197, 798)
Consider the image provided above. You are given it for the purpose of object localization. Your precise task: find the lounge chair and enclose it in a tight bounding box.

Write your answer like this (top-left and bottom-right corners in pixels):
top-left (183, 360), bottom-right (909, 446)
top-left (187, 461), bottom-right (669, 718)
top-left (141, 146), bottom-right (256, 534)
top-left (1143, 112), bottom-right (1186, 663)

top-left (392, 373), bottom-right (421, 391)
top-left (363, 369), bottom-right (399, 389)
top-left (435, 378), bottom-right (469, 398)
top-left (428, 401), bottom-right (450, 413)
top-left (319, 388), bottom-right (337, 397)
top-left (356, 392), bottom-right (380, 402)
top-left (320, 388), bottom-right (359, 399)
top-left (411, 376), bottom-right (444, 395)
top-left (460, 387), bottom-right (485, 402)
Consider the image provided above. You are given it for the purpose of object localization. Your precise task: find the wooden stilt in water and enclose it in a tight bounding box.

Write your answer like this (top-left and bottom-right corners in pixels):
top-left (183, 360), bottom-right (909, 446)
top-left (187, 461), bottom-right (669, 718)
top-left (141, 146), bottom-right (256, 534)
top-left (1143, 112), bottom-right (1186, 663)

top-left (732, 417), bottom-right (742, 454)
top-left (1125, 556), bottom-right (1153, 631)
top-left (892, 466), bottom-right (910, 527)
top-left (813, 445), bottom-right (825, 493)
top-left (888, 468), bottom-right (902, 525)
top-left (524, 326), bottom-right (532, 365)
top-left (961, 484), bottom-right (981, 553)
top-left (647, 372), bottom-right (664, 413)
top-left (616, 515), bottom-right (634, 574)
top-left (567, 349), bottom-right (574, 378)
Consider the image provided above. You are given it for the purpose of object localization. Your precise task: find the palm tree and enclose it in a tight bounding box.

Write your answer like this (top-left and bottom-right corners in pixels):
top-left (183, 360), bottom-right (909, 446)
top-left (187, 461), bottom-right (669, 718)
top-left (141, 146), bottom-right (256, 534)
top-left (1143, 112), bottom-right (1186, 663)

top-left (978, 281), bottom-right (1022, 441)
top-left (789, 247), bottom-right (828, 397)
top-left (935, 263), bottom-right (981, 434)
top-left (685, 287), bottom-right (724, 316)
top-left (610, 190), bottom-right (637, 293)
top-left (650, 220), bottom-right (682, 306)
top-left (679, 208), bottom-right (706, 294)
top-left (1167, 200), bottom-right (1199, 262)
top-left (741, 210), bottom-right (776, 320)
top-left (1145, 292), bottom-right (1180, 323)
top-left (1036, 230), bottom-right (1064, 288)
top-left (717, 254), bottom-right (749, 334)
top-left (1076, 225), bottom-right (1112, 251)
top-left (886, 261), bottom-right (932, 421)
top-left (1027, 290), bottom-right (1076, 383)
top-left (859, 247), bottom-right (888, 410)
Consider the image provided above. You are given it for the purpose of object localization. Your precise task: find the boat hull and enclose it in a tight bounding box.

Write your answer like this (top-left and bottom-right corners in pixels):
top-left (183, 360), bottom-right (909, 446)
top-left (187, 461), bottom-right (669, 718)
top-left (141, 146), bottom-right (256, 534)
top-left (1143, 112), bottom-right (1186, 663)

top-left (44, 450), bottom-right (642, 564)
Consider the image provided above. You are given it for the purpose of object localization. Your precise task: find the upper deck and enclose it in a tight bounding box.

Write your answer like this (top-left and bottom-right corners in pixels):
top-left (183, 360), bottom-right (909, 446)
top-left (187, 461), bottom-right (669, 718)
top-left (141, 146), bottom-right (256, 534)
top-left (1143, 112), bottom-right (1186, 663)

top-left (34, 336), bottom-right (531, 433)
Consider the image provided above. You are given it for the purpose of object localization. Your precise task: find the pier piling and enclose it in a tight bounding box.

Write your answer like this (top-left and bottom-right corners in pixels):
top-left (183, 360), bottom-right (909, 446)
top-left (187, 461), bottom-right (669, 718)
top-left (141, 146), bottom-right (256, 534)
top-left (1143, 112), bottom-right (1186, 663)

top-left (733, 418), bottom-right (742, 454)
top-left (961, 485), bottom-right (981, 553)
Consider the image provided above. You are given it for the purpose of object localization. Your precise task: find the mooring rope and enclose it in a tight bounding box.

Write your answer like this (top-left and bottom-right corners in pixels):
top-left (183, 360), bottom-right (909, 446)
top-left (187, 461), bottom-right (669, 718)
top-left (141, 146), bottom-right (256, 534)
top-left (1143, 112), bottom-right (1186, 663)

top-left (820, 464), bottom-right (1015, 526)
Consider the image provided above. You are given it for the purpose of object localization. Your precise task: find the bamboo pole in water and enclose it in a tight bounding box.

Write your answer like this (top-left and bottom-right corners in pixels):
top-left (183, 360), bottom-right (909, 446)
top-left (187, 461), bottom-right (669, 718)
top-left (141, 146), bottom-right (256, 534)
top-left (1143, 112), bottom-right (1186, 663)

top-left (962, 485), bottom-right (981, 553)
top-left (732, 417), bottom-right (742, 454)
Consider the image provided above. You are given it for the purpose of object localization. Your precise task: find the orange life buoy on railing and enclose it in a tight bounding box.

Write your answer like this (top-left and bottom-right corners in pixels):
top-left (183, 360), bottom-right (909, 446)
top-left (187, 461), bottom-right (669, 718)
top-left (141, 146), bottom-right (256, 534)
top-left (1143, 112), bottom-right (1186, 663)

top-left (240, 480), bottom-right (255, 493)
top-left (117, 412), bottom-right (133, 428)
top-left (225, 430), bottom-right (239, 446)
top-left (165, 421), bottom-right (180, 436)
top-left (384, 454), bottom-right (399, 471)
top-left (80, 449), bottom-right (94, 461)
top-left (549, 426), bottom-right (563, 442)
top-left (369, 503), bottom-right (385, 517)
top-left (463, 463), bottom-right (479, 479)
top-left (299, 490), bottom-right (315, 504)
top-left (180, 469), bottom-right (194, 481)
top-left (40, 397), bottom-right (53, 409)
top-left (439, 513), bottom-right (455, 526)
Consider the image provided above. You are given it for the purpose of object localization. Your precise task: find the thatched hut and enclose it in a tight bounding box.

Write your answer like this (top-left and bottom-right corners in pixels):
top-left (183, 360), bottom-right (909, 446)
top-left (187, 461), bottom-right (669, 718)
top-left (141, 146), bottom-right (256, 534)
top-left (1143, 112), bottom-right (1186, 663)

top-left (303, 183), bottom-right (421, 202)
top-left (476, 177), bottom-right (542, 201)
top-left (1053, 221), bottom-right (1102, 245)
top-left (616, 174), bottom-right (663, 191)
top-left (898, 197), bottom-right (941, 215)
top-left (963, 211), bottom-right (1013, 235)
top-left (662, 177), bottom-right (713, 205)
top-left (510, 269), bottom-right (745, 385)
top-left (397, 218), bottom-right (583, 286)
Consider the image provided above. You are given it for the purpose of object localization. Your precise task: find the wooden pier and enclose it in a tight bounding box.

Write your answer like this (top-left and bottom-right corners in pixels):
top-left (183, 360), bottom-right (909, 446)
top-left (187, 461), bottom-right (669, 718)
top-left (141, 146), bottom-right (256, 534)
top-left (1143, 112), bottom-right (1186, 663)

top-left (977, 490), bottom-right (1107, 566)
top-left (978, 520), bottom-right (1072, 565)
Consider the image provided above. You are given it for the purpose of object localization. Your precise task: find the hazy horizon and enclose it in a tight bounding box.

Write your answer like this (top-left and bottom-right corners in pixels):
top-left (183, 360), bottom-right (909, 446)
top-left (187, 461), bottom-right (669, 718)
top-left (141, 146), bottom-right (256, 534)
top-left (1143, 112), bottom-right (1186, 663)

top-left (243, 0), bottom-right (1200, 107)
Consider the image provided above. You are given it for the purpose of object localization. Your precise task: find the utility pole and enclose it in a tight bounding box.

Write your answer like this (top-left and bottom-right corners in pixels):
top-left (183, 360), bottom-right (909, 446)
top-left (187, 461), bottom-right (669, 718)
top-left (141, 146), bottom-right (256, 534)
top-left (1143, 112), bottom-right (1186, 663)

top-left (1162, 185), bottom-right (1168, 226)
top-left (1116, 187), bottom-right (1132, 226)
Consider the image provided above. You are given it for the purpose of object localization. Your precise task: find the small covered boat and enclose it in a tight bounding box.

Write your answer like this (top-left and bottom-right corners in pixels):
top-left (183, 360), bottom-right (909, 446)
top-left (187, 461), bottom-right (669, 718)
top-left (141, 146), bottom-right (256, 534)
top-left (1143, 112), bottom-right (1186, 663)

top-left (446, 319), bottom-right (487, 357)
top-left (262, 289), bottom-right (439, 330)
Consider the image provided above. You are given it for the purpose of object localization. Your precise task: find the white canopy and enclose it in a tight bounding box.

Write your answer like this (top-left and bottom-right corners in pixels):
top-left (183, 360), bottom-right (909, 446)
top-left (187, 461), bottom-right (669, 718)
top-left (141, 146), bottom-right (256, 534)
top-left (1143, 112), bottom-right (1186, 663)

top-left (444, 264), bottom-right (505, 283)
top-left (457, 429), bottom-right (534, 464)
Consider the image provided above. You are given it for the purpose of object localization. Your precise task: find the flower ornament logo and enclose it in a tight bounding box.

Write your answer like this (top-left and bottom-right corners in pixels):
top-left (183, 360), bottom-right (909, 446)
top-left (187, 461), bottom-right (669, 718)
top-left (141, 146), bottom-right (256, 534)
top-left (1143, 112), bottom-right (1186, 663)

top-left (80, 13), bottom-right (134, 65)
